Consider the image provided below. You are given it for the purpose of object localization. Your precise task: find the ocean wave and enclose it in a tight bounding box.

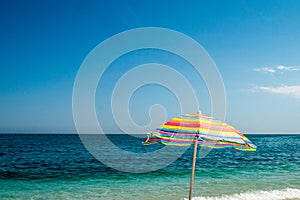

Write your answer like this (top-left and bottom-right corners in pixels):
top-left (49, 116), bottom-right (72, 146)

top-left (184, 188), bottom-right (300, 200)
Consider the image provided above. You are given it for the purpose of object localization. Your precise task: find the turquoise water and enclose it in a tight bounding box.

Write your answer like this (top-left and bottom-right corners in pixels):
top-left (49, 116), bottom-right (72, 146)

top-left (1, 134), bottom-right (300, 199)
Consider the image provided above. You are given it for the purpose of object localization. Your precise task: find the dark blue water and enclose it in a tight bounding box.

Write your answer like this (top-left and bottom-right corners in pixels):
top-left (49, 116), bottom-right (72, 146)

top-left (1, 134), bottom-right (300, 199)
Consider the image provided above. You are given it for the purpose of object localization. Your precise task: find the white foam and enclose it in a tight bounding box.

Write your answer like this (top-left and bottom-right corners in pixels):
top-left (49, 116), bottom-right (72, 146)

top-left (183, 188), bottom-right (300, 200)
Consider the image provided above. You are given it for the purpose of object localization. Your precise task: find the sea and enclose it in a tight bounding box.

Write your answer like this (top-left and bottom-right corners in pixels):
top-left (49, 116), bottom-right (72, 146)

top-left (1, 134), bottom-right (300, 200)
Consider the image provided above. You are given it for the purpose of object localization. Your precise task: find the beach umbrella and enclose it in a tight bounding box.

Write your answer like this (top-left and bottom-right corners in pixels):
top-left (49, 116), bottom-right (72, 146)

top-left (143, 112), bottom-right (256, 200)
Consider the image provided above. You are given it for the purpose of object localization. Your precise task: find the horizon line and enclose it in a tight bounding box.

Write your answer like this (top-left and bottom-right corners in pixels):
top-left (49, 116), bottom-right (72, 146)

top-left (0, 132), bottom-right (299, 135)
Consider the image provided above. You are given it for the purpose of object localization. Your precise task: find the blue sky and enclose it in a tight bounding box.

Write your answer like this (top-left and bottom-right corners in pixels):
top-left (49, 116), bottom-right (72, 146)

top-left (0, 0), bottom-right (300, 133)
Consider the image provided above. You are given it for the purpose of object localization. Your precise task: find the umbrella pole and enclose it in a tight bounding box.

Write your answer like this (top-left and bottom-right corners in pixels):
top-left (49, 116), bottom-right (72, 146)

top-left (189, 138), bottom-right (198, 200)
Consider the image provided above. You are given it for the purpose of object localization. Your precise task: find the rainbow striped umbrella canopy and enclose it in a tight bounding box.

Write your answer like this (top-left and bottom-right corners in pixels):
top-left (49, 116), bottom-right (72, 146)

top-left (143, 112), bottom-right (256, 200)
top-left (143, 112), bottom-right (256, 151)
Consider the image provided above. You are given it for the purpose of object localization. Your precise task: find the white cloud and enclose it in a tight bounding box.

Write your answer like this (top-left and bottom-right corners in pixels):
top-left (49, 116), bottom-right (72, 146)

top-left (253, 85), bottom-right (300, 99)
top-left (277, 65), bottom-right (300, 71)
top-left (254, 65), bottom-right (300, 73)
top-left (253, 67), bottom-right (276, 73)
